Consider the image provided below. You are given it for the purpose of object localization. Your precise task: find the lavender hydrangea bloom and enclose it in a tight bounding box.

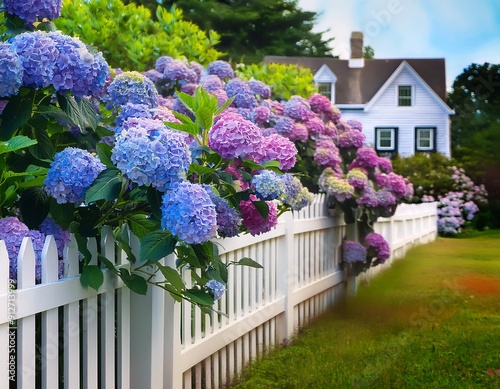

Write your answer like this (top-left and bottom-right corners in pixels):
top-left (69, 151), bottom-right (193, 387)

top-left (155, 56), bottom-right (174, 73)
top-left (104, 71), bottom-right (158, 110)
top-left (115, 103), bottom-right (153, 128)
top-left (203, 185), bottom-right (241, 238)
top-left (251, 170), bottom-right (286, 200)
top-left (346, 119), bottom-right (363, 131)
top-left (11, 31), bottom-right (58, 88)
top-left (233, 91), bottom-right (258, 109)
top-left (376, 189), bottom-right (397, 207)
top-left (189, 61), bottom-right (204, 80)
top-left (288, 123), bottom-right (309, 142)
top-left (209, 113), bottom-right (263, 159)
top-left (180, 83), bottom-right (198, 95)
top-left (248, 80), bottom-right (271, 99)
top-left (4, 0), bottom-right (62, 24)
top-left (163, 60), bottom-right (198, 83)
top-left (304, 117), bottom-right (325, 137)
top-left (342, 241), bottom-right (366, 263)
top-left (240, 194), bottom-right (278, 236)
top-left (347, 168), bottom-right (369, 189)
top-left (282, 174), bottom-right (313, 211)
top-left (249, 134), bottom-right (297, 171)
top-left (314, 145), bottom-right (342, 168)
top-left (364, 232), bottom-right (390, 261)
top-left (338, 130), bottom-right (366, 149)
top-left (357, 187), bottom-right (379, 208)
top-left (275, 116), bottom-right (295, 136)
top-left (200, 75), bottom-right (225, 93)
top-left (39, 217), bottom-right (70, 259)
top-left (206, 279), bottom-right (225, 301)
top-left (161, 182), bottom-right (217, 244)
top-left (45, 148), bottom-right (105, 204)
top-left (251, 105), bottom-right (272, 124)
top-left (351, 147), bottom-right (379, 169)
top-left (318, 168), bottom-right (354, 202)
top-left (225, 78), bottom-right (250, 97)
top-left (283, 99), bottom-right (314, 121)
top-left (0, 217), bottom-right (30, 280)
top-left (308, 93), bottom-right (332, 113)
top-left (0, 43), bottom-right (23, 98)
top-left (378, 157), bottom-right (393, 173)
top-left (112, 118), bottom-right (191, 191)
top-left (143, 69), bottom-right (163, 83)
top-left (207, 60), bottom-right (234, 79)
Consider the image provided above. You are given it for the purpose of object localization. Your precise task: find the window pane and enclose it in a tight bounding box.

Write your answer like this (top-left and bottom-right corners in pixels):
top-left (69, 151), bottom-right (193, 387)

top-left (318, 83), bottom-right (331, 99)
top-left (376, 128), bottom-right (395, 150)
top-left (416, 128), bottom-right (433, 150)
top-left (398, 85), bottom-right (412, 106)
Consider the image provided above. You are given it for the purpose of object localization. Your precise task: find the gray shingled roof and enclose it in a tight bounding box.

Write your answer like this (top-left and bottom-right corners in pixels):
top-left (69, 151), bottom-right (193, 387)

top-left (263, 56), bottom-right (447, 105)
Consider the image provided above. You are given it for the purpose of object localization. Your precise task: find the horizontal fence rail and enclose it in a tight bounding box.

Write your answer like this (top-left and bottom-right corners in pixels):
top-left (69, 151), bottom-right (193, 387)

top-left (0, 196), bottom-right (437, 388)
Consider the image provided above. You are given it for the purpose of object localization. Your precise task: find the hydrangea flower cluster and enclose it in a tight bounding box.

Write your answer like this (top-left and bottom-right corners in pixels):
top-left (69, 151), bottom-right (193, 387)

top-left (364, 232), bottom-right (390, 262)
top-left (203, 185), bottom-right (242, 238)
top-left (342, 241), bottom-right (367, 263)
top-left (161, 182), bottom-right (217, 244)
top-left (112, 118), bottom-right (191, 191)
top-left (207, 60), bottom-right (234, 79)
top-left (240, 195), bottom-right (278, 236)
top-left (4, 0), bottom-right (62, 24)
top-left (44, 147), bottom-right (106, 204)
top-left (318, 168), bottom-right (354, 202)
top-left (105, 71), bottom-right (158, 110)
top-left (251, 170), bottom-right (286, 201)
top-left (0, 43), bottom-right (23, 98)
top-left (163, 60), bottom-right (198, 84)
top-left (39, 217), bottom-right (70, 258)
top-left (249, 134), bottom-right (297, 171)
top-left (206, 279), bottom-right (226, 301)
top-left (282, 174), bottom-right (314, 211)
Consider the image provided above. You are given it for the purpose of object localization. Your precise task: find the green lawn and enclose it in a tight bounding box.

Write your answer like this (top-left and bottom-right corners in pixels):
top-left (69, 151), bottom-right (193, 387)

top-left (230, 230), bottom-right (500, 389)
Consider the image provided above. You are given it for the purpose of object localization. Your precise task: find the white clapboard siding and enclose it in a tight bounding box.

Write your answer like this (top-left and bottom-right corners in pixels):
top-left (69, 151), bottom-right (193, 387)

top-left (0, 196), bottom-right (437, 388)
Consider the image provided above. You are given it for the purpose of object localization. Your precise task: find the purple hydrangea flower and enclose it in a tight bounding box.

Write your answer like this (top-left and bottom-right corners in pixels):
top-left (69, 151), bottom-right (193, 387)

top-left (304, 117), bottom-right (325, 137)
top-left (163, 60), bottom-right (198, 84)
top-left (0, 217), bottom-right (30, 281)
top-left (308, 93), bottom-right (332, 113)
top-left (225, 78), bottom-right (250, 97)
top-left (357, 187), bottom-right (379, 208)
top-left (240, 194), bottom-right (278, 236)
top-left (288, 123), bottom-right (309, 142)
top-left (248, 79), bottom-right (271, 99)
top-left (207, 60), bottom-right (234, 79)
top-left (376, 189), bottom-right (397, 207)
top-left (180, 83), bottom-right (198, 95)
top-left (342, 241), bottom-right (366, 263)
top-left (39, 217), bottom-right (70, 259)
top-left (364, 232), bottom-right (390, 261)
top-left (282, 174), bottom-right (313, 211)
top-left (104, 71), bottom-right (158, 110)
top-left (200, 75), bottom-right (225, 93)
top-left (155, 56), bottom-right (174, 73)
top-left (378, 157), bottom-right (393, 173)
top-left (209, 113), bottom-right (263, 159)
top-left (172, 96), bottom-right (195, 119)
top-left (206, 279), bottom-right (226, 301)
top-left (318, 168), bottom-right (354, 202)
top-left (44, 148), bottom-right (105, 204)
top-left (376, 172), bottom-right (407, 199)
top-left (112, 118), bottom-right (191, 191)
top-left (143, 69), bottom-right (164, 83)
top-left (338, 130), bottom-right (366, 149)
top-left (4, 0), bottom-right (62, 24)
top-left (251, 105), bottom-right (272, 124)
top-left (314, 144), bottom-right (342, 168)
top-left (0, 42), bottom-right (23, 98)
top-left (189, 61), bottom-right (204, 80)
top-left (283, 98), bottom-right (314, 121)
top-left (251, 170), bottom-right (286, 201)
top-left (347, 168), bottom-right (369, 189)
top-left (115, 103), bottom-right (153, 128)
top-left (233, 91), bottom-right (258, 109)
top-left (11, 31), bottom-right (58, 88)
top-left (351, 147), bottom-right (379, 169)
top-left (203, 185), bottom-right (241, 238)
top-left (209, 89), bottom-right (229, 107)
top-left (275, 116), bottom-right (295, 136)
top-left (161, 182), bottom-right (217, 244)
top-left (249, 134), bottom-right (297, 171)
top-left (346, 119), bottom-right (363, 131)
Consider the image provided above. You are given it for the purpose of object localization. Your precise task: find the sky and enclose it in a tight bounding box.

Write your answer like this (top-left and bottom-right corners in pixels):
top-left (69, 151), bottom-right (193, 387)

top-left (297, 0), bottom-right (500, 90)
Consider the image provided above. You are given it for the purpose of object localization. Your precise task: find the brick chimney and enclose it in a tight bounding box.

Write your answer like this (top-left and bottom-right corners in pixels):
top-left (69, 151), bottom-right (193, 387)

top-left (349, 31), bottom-right (364, 68)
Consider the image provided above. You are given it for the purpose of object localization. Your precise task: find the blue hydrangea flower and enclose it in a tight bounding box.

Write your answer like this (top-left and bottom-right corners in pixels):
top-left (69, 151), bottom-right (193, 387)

top-left (225, 78), bottom-right (251, 98)
top-left (155, 56), bottom-right (174, 73)
top-left (201, 75), bottom-right (225, 93)
top-left (251, 170), bottom-right (285, 201)
top-left (112, 118), bottom-right (191, 191)
top-left (115, 103), bottom-right (153, 128)
top-left (342, 241), bottom-right (367, 263)
top-left (46, 32), bottom-right (110, 97)
top-left (11, 31), bottom-right (58, 88)
top-left (0, 42), bottom-right (23, 98)
top-left (248, 80), bottom-right (271, 99)
top-left (4, 0), bottom-right (62, 24)
top-left (163, 60), bottom-right (198, 84)
top-left (104, 71), bottom-right (158, 110)
top-left (282, 174), bottom-right (313, 211)
top-left (161, 182), bottom-right (217, 244)
top-left (283, 98), bottom-right (314, 121)
top-left (39, 217), bottom-right (70, 259)
top-left (203, 185), bottom-right (241, 238)
top-left (44, 148), bottom-right (105, 204)
top-left (206, 279), bottom-right (225, 301)
top-left (207, 60), bottom-right (234, 79)
top-left (275, 116), bottom-right (296, 136)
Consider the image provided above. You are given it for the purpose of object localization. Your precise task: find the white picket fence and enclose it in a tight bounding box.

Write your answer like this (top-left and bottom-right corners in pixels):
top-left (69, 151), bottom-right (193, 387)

top-left (0, 195), bottom-right (437, 388)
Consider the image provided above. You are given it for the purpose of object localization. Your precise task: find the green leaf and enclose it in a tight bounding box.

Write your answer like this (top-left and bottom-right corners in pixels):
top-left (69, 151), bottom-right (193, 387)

top-left (189, 163), bottom-right (214, 177)
top-left (164, 121), bottom-right (199, 136)
top-left (96, 142), bottom-right (114, 168)
top-left (29, 126), bottom-right (53, 161)
top-left (147, 187), bottom-right (163, 219)
top-left (183, 288), bottom-right (214, 306)
top-left (85, 168), bottom-right (122, 203)
top-left (242, 159), bottom-right (265, 171)
top-left (0, 136), bottom-right (37, 154)
top-left (49, 200), bottom-right (76, 230)
top-left (119, 269), bottom-right (148, 295)
top-left (234, 257), bottom-right (263, 269)
top-left (77, 97), bottom-right (99, 130)
top-left (140, 230), bottom-right (177, 262)
top-left (175, 91), bottom-right (196, 112)
top-left (80, 265), bottom-right (104, 291)
top-left (0, 93), bottom-right (34, 140)
top-left (214, 96), bottom-right (235, 116)
top-left (126, 214), bottom-right (158, 240)
top-left (157, 263), bottom-right (185, 292)
top-left (37, 105), bottom-right (75, 126)
top-left (195, 106), bottom-right (214, 131)
top-left (18, 187), bottom-right (50, 229)
top-left (98, 254), bottom-right (118, 274)
top-left (57, 93), bottom-right (85, 130)
top-left (252, 200), bottom-right (270, 220)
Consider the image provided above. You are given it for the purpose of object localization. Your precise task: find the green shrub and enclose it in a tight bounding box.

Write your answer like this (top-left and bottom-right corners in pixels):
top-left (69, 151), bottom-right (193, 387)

top-left (236, 63), bottom-right (317, 100)
top-left (55, 0), bottom-right (222, 71)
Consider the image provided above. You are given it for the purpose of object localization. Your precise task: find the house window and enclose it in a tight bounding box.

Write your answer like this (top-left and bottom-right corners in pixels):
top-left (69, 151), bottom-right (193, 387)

top-left (318, 82), bottom-right (332, 100)
top-left (415, 127), bottom-right (436, 152)
top-left (398, 85), bottom-right (412, 106)
top-left (375, 127), bottom-right (397, 156)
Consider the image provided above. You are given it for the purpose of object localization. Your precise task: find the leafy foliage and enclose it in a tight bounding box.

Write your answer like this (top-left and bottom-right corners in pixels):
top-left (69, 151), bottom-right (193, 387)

top-left (236, 63), bottom-right (317, 100)
top-left (55, 0), bottom-right (222, 71)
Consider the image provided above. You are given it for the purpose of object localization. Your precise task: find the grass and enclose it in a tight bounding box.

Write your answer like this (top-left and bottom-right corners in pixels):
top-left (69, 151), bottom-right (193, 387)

top-left (229, 230), bottom-right (500, 389)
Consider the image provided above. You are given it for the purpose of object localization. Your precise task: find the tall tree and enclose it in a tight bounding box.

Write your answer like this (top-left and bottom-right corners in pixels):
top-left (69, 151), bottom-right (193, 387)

top-left (127, 0), bottom-right (334, 63)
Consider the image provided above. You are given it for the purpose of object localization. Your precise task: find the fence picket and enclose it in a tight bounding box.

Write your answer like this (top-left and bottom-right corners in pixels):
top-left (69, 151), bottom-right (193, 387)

top-left (0, 241), bottom-right (9, 388)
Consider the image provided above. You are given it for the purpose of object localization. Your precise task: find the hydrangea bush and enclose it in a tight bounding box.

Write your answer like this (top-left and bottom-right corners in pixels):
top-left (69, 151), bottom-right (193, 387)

top-left (0, 2), bottom-right (314, 307)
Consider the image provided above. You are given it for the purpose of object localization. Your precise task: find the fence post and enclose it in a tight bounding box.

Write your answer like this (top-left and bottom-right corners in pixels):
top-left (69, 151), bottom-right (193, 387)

top-left (275, 211), bottom-right (295, 343)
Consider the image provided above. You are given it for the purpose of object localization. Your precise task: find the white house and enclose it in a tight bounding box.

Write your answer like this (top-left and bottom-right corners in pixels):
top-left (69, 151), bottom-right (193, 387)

top-left (264, 32), bottom-right (454, 157)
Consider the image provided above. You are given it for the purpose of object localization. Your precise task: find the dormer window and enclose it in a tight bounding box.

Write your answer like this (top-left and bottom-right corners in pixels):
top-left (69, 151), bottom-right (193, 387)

top-left (318, 82), bottom-right (332, 100)
top-left (398, 85), bottom-right (412, 106)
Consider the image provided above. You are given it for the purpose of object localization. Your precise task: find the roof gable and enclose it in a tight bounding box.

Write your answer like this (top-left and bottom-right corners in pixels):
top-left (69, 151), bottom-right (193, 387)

top-left (313, 64), bottom-right (337, 83)
top-left (365, 61), bottom-right (454, 114)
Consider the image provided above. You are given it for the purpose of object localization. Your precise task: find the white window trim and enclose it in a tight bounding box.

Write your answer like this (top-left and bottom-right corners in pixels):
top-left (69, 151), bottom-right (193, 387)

top-left (415, 127), bottom-right (435, 151)
top-left (396, 84), bottom-right (414, 107)
top-left (375, 127), bottom-right (396, 151)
